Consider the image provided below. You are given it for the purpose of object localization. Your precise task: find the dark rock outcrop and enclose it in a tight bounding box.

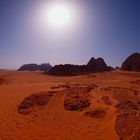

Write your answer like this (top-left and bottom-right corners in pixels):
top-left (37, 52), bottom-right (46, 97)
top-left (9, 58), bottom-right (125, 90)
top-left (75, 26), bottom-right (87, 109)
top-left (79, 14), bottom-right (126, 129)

top-left (85, 108), bottom-right (106, 118)
top-left (18, 63), bottom-right (52, 71)
top-left (87, 57), bottom-right (109, 71)
top-left (102, 86), bottom-right (140, 140)
top-left (115, 100), bottom-right (140, 140)
top-left (121, 52), bottom-right (140, 71)
top-left (48, 64), bottom-right (88, 76)
top-left (18, 84), bottom-right (96, 114)
top-left (18, 91), bottom-right (54, 114)
top-left (47, 57), bottom-right (110, 76)
top-left (64, 86), bottom-right (92, 111)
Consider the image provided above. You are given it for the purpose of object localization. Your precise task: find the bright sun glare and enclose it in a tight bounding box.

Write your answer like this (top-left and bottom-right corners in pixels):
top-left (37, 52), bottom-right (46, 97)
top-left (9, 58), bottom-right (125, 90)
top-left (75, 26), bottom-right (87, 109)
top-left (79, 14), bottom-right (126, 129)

top-left (47, 4), bottom-right (72, 28)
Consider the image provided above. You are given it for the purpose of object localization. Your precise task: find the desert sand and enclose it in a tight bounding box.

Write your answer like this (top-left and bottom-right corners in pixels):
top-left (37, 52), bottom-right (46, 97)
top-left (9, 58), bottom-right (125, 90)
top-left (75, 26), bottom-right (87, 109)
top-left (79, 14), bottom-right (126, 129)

top-left (0, 70), bottom-right (140, 140)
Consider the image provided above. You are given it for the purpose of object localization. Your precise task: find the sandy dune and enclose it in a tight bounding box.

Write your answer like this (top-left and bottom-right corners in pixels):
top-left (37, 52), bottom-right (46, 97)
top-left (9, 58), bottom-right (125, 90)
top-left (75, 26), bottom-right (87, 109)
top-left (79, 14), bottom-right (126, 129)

top-left (0, 70), bottom-right (140, 140)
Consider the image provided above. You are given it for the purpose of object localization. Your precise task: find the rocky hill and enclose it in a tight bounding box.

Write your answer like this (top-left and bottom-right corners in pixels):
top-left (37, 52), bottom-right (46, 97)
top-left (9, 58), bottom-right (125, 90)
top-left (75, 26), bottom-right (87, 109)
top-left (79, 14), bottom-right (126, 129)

top-left (48, 64), bottom-right (88, 76)
top-left (18, 63), bottom-right (52, 71)
top-left (121, 52), bottom-right (140, 71)
top-left (47, 57), bottom-right (111, 76)
top-left (87, 57), bottom-right (110, 72)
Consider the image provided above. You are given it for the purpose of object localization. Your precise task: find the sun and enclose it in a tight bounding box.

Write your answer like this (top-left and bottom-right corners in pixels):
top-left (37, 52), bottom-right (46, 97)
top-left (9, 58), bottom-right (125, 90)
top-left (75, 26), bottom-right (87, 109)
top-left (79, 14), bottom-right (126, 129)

top-left (47, 4), bottom-right (72, 28)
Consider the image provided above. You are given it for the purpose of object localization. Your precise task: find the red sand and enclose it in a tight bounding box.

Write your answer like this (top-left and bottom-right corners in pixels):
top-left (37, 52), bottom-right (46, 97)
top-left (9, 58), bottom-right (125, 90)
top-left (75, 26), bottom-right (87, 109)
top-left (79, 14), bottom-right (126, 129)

top-left (0, 70), bottom-right (140, 140)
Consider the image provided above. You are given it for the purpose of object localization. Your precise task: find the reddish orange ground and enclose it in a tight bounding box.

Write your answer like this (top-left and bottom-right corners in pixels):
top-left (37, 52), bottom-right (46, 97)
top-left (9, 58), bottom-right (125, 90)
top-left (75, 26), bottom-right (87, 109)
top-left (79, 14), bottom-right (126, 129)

top-left (0, 70), bottom-right (140, 140)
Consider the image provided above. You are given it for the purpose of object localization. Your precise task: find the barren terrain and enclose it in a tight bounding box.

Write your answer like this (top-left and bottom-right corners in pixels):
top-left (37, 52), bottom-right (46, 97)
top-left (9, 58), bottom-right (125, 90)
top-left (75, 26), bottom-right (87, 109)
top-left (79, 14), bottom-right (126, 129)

top-left (0, 70), bottom-right (140, 140)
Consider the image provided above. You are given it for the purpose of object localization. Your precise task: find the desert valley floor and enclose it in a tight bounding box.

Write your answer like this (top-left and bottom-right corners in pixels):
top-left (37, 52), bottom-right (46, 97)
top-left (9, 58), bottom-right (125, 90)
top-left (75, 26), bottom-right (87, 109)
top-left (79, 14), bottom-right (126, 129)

top-left (0, 70), bottom-right (140, 140)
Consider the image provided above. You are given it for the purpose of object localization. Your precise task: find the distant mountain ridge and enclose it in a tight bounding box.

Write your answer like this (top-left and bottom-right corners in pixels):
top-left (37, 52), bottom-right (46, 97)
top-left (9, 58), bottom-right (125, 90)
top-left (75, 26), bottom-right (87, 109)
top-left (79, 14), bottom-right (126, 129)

top-left (18, 63), bottom-right (52, 71)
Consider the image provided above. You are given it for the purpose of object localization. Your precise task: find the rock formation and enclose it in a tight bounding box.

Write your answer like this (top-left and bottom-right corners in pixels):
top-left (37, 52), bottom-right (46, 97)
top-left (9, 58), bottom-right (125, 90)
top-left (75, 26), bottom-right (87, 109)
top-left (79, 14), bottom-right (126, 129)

top-left (121, 52), bottom-right (140, 71)
top-left (18, 63), bottom-right (52, 71)
top-left (18, 91), bottom-right (54, 114)
top-left (47, 57), bottom-right (111, 76)
top-left (115, 100), bottom-right (140, 140)
top-left (48, 64), bottom-right (88, 76)
top-left (102, 86), bottom-right (140, 140)
top-left (87, 57), bottom-right (110, 71)
top-left (64, 85), bottom-right (94, 111)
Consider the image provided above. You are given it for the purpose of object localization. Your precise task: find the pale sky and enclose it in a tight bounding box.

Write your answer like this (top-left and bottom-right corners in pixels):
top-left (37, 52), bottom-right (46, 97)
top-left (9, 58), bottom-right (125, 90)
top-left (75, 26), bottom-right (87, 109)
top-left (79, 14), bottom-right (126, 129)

top-left (0, 0), bottom-right (140, 69)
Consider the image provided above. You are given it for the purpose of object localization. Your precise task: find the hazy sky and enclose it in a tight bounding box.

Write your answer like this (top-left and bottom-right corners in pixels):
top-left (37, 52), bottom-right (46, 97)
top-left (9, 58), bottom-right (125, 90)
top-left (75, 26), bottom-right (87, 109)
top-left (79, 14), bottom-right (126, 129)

top-left (0, 0), bottom-right (140, 69)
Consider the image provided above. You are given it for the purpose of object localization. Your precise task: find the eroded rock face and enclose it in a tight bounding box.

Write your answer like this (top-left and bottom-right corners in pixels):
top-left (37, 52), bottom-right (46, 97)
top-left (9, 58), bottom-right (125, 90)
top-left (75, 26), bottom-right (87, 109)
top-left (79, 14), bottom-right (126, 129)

top-left (64, 86), bottom-right (93, 111)
top-left (121, 52), bottom-right (140, 71)
top-left (18, 91), bottom-right (54, 115)
top-left (102, 87), bottom-right (139, 103)
top-left (115, 100), bottom-right (140, 140)
top-left (102, 86), bottom-right (140, 140)
top-left (18, 84), bottom-right (96, 114)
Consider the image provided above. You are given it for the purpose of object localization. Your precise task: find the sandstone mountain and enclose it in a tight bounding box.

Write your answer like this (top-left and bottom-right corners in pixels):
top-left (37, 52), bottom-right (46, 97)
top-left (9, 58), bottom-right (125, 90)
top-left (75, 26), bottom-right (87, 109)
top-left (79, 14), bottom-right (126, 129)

top-left (121, 52), bottom-right (140, 71)
top-left (48, 57), bottom-right (111, 76)
top-left (87, 57), bottom-right (110, 71)
top-left (18, 63), bottom-right (52, 71)
top-left (48, 64), bottom-right (88, 76)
